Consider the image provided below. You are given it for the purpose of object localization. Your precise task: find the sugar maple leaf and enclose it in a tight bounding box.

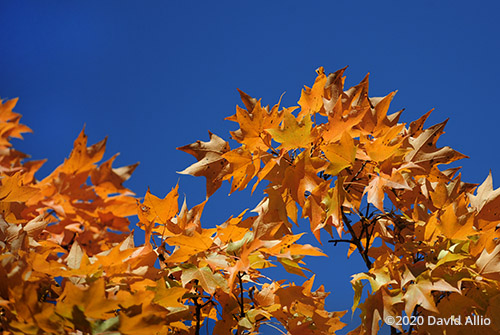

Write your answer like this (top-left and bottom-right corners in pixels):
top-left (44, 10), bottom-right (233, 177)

top-left (322, 177), bottom-right (346, 237)
top-left (363, 92), bottom-right (403, 135)
top-left (118, 313), bottom-right (165, 335)
top-left (165, 229), bottom-right (215, 263)
top-left (363, 169), bottom-right (411, 211)
top-left (363, 124), bottom-right (406, 163)
top-left (303, 181), bottom-right (330, 241)
top-left (437, 202), bottom-right (475, 239)
top-left (177, 131), bottom-right (230, 197)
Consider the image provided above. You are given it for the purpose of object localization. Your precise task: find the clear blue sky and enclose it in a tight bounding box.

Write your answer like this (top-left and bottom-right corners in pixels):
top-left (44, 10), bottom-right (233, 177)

top-left (1, 1), bottom-right (500, 333)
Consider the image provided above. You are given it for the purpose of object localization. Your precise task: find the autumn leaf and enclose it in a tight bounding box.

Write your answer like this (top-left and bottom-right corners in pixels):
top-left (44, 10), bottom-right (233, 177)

top-left (476, 243), bottom-right (500, 280)
top-left (297, 66), bottom-right (327, 119)
top-left (90, 153), bottom-right (139, 196)
top-left (322, 131), bottom-right (357, 175)
top-left (143, 184), bottom-right (179, 224)
top-left (226, 90), bottom-right (285, 151)
top-left (153, 279), bottom-right (187, 309)
top-left (56, 278), bottom-right (121, 320)
top-left (0, 171), bottom-right (39, 202)
top-left (60, 128), bottom-right (107, 174)
top-left (266, 109), bottom-right (314, 151)
top-left (5, 66), bottom-right (500, 335)
top-left (222, 146), bottom-right (260, 193)
top-left (405, 120), bottom-right (468, 168)
top-left (177, 131), bottom-right (230, 197)
top-left (402, 276), bottom-right (459, 317)
top-left (181, 265), bottom-right (227, 294)
top-left (165, 229), bottom-right (214, 263)
top-left (468, 171), bottom-right (500, 220)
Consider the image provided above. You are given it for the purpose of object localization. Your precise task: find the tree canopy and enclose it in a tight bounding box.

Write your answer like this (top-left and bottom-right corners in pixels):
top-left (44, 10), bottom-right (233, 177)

top-left (1, 67), bottom-right (500, 334)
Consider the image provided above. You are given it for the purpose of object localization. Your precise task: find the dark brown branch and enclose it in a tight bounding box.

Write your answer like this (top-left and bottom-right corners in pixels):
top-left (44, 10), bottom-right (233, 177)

top-left (341, 210), bottom-right (372, 269)
top-left (238, 271), bottom-right (245, 318)
top-left (328, 239), bottom-right (357, 246)
top-left (407, 306), bottom-right (420, 334)
top-left (193, 296), bottom-right (202, 335)
top-left (262, 132), bottom-right (293, 165)
top-left (344, 160), bottom-right (368, 192)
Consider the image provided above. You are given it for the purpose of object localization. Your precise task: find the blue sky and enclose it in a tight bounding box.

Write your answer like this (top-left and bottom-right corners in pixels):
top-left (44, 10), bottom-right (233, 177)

top-left (1, 1), bottom-right (500, 333)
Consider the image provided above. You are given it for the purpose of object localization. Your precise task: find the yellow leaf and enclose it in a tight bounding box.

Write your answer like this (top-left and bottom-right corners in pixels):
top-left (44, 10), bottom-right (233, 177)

top-left (222, 147), bottom-right (260, 193)
top-left (153, 280), bottom-right (187, 309)
top-left (119, 312), bottom-right (165, 335)
top-left (0, 172), bottom-right (39, 202)
top-left (323, 131), bottom-right (356, 175)
top-left (266, 110), bottom-right (314, 150)
top-left (297, 66), bottom-right (327, 119)
top-left (144, 184), bottom-right (179, 224)
top-left (181, 265), bottom-right (227, 294)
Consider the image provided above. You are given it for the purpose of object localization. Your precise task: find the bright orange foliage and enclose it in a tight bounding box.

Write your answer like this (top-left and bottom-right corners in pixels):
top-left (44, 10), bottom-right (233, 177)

top-left (2, 67), bottom-right (500, 335)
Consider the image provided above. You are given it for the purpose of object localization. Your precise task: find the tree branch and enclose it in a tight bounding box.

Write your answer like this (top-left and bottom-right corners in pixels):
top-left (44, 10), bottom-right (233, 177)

top-left (342, 210), bottom-right (372, 269)
top-left (328, 239), bottom-right (357, 246)
top-left (344, 160), bottom-right (368, 192)
top-left (238, 271), bottom-right (245, 318)
top-left (193, 296), bottom-right (202, 335)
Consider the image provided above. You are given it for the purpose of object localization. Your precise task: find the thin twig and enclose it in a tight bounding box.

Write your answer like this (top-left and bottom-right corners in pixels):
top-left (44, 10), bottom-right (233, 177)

top-left (342, 210), bottom-right (372, 269)
top-left (345, 160), bottom-right (368, 192)
top-left (328, 239), bottom-right (357, 246)
top-left (262, 322), bottom-right (288, 335)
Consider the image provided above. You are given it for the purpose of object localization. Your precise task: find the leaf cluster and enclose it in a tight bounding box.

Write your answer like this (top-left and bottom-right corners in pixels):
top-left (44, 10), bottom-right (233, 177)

top-left (2, 66), bottom-right (500, 335)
